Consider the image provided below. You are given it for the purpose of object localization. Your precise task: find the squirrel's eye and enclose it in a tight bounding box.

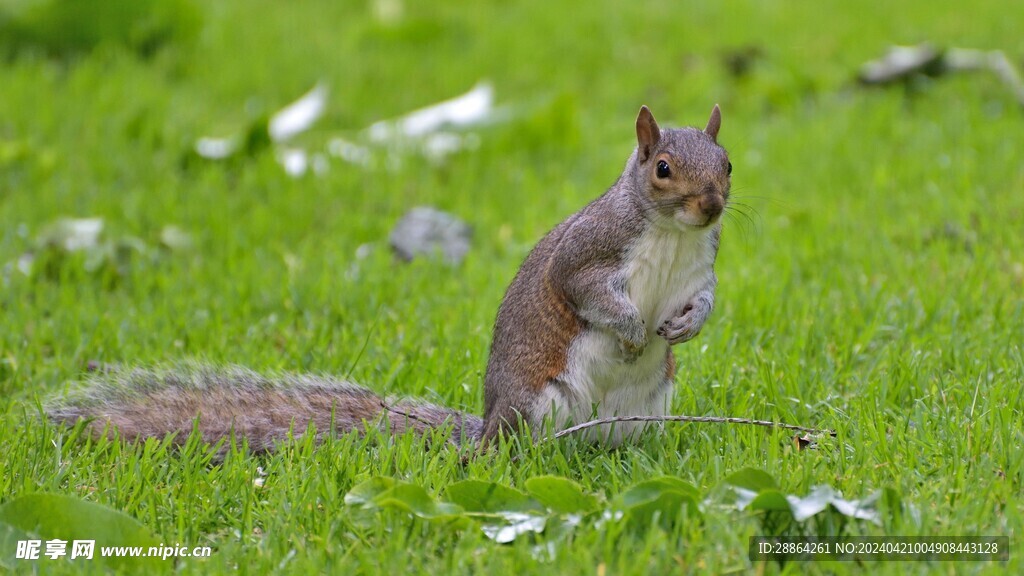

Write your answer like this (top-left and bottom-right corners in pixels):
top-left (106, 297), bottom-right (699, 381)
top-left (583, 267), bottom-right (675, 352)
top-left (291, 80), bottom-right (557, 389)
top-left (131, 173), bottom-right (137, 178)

top-left (727, 161), bottom-right (733, 175)
top-left (656, 160), bottom-right (671, 179)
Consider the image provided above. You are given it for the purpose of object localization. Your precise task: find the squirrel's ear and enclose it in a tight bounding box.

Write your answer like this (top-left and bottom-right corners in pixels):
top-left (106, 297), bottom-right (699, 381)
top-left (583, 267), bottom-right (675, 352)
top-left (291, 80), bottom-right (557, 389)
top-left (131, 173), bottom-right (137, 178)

top-left (636, 105), bottom-right (661, 162)
top-left (704, 104), bottom-right (722, 142)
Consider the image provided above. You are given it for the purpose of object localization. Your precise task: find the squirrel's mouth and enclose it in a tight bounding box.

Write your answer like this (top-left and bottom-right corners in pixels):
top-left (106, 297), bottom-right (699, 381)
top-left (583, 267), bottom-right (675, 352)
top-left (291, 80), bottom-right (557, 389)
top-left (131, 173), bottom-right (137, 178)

top-left (672, 209), bottom-right (721, 230)
top-left (697, 213), bottom-right (722, 228)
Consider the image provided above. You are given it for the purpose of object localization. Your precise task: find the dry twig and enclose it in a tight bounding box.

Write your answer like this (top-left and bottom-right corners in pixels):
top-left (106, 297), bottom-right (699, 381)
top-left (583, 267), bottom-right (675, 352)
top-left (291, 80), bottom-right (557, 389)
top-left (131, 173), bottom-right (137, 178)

top-left (545, 414), bottom-right (835, 442)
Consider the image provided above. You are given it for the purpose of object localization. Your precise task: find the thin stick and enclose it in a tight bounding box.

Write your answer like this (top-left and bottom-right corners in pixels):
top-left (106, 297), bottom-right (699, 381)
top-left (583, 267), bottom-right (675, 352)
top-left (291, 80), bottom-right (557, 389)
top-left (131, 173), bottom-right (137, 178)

top-left (546, 414), bottom-right (836, 443)
top-left (380, 400), bottom-right (837, 447)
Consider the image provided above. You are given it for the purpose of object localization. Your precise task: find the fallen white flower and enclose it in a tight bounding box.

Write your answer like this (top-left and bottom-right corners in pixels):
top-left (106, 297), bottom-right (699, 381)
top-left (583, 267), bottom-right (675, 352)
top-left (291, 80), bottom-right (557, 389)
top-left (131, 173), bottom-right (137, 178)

top-left (269, 84), bottom-right (328, 142)
top-left (368, 81), bottom-right (493, 142)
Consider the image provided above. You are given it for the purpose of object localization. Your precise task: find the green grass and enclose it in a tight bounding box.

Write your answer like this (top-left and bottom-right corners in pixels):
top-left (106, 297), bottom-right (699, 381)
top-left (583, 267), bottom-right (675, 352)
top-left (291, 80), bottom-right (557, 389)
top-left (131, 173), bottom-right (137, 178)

top-left (1, 0), bottom-right (1022, 573)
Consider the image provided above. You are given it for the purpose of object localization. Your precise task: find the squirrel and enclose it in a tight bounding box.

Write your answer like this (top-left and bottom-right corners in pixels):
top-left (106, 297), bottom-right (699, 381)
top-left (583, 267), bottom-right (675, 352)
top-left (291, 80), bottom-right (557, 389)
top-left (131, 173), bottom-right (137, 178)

top-left (47, 104), bottom-right (731, 453)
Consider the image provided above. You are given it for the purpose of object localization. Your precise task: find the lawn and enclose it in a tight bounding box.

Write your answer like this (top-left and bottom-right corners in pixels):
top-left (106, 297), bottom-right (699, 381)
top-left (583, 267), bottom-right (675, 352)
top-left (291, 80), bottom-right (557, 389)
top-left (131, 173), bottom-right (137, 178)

top-left (1, 0), bottom-right (1022, 573)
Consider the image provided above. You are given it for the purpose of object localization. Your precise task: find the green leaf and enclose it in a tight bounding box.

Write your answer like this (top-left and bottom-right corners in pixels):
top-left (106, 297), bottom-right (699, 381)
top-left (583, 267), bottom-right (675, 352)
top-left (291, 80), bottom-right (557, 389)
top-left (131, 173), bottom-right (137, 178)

top-left (374, 483), bottom-right (464, 520)
top-left (344, 477), bottom-right (463, 521)
top-left (0, 493), bottom-right (165, 572)
top-left (749, 490), bottom-right (795, 516)
top-left (725, 468), bottom-right (778, 492)
top-left (445, 480), bottom-right (543, 514)
top-left (619, 477), bottom-right (700, 507)
top-left (617, 477), bottom-right (702, 529)
top-left (344, 477), bottom-right (397, 508)
top-left (725, 468), bottom-right (780, 511)
top-left (445, 480), bottom-right (552, 543)
top-left (525, 476), bottom-right (600, 515)
top-left (748, 490), bottom-right (798, 537)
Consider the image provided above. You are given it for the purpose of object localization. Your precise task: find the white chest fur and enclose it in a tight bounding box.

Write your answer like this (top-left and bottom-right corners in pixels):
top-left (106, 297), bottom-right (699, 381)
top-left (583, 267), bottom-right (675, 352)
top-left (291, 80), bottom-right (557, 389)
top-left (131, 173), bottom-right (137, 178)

top-left (535, 224), bottom-right (718, 446)
top-left (624, 224), bottom-right (717, 330)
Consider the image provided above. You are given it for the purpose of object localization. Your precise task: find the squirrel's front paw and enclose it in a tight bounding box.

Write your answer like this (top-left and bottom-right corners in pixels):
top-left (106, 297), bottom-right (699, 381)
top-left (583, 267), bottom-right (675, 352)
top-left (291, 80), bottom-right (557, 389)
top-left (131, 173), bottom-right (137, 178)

top-left (616, 320), bottom-right (648, 363)
top-left (657, 305), bottom-right (704, 345)
top-left (618, 337), bottom-right (647, 363)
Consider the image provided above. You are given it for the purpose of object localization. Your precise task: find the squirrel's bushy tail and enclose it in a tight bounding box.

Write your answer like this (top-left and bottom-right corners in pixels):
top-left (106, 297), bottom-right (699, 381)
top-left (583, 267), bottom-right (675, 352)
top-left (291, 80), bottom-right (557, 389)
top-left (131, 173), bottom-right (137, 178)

top-left (47, 364), bottom-right (483, 453)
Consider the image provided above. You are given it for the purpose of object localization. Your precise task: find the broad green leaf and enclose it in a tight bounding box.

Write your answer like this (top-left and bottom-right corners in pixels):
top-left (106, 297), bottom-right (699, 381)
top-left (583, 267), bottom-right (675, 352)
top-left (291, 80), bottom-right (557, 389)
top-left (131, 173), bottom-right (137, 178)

top-left (0, 493), bottom-right (165, 572)
top-left (524, 476), bottom-right (600, 515)
top-left (622, 492), bottom-right (700, 529)
top-left (748, 490), bottom-right (798, 537)
top-left (619, 477), bottom-right (700, 507)
top-left (749, 490), bottom-right (794, 515)
top-left (374, 483), bottom-right (464, 520)
top-left (344, 477), bottom-right (397, 508)
top-left (345, 478), bottom-right (463, 521)
top-left (726, 469), bottom-right (781, 512)
top-left (617, 478), bottom-right (702, 528)
top-left (725, 468), bottom-right (778, 492)
top-left (445, 480), bottom-right (543, 514)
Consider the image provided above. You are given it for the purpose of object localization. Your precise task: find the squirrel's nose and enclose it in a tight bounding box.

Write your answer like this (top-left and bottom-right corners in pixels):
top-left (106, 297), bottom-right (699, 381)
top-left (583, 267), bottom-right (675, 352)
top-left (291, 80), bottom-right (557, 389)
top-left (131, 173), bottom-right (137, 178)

top-left (698, 194), bottom-right (724, 222)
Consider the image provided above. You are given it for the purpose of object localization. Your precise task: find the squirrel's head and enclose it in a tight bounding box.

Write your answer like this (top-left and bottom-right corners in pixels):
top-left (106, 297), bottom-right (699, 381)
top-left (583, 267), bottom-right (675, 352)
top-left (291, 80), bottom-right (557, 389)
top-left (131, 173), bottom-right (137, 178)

top-left (629, 105), bottom-right (731, 230)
